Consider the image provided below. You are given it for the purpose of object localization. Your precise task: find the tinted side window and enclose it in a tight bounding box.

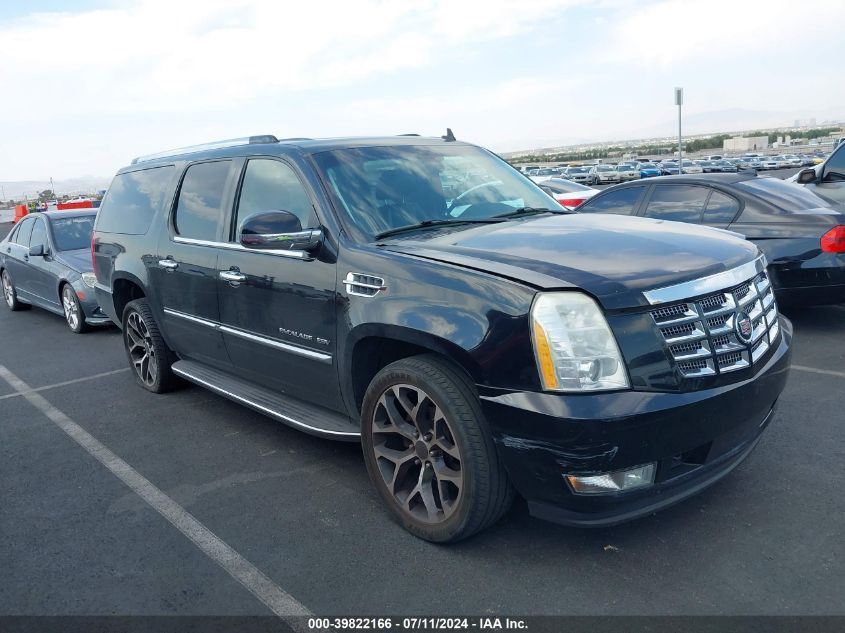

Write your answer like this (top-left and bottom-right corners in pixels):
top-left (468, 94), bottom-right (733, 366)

top-left (97, 166), bottom-right (176, 234)
top-left (823, 145), bottom-right (845, 182)
top-left (175, 161), bottom-right (232, 241)
top-left (234, 159), bottom-right (316, 234)
top-left (578, 187), bottom-right (644, 215)
top-left (13, 218), bottom-right (35, 245)
top-left (704, 191), bottom-right (740, 224)
top-left (644, 185), bottom-right (709, 222)
top-left (29, 217), bottom-right (48, 248)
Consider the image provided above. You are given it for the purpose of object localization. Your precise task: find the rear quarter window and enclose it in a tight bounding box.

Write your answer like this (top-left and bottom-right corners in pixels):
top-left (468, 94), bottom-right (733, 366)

top-left (96, 165), bottom-right (176, 234)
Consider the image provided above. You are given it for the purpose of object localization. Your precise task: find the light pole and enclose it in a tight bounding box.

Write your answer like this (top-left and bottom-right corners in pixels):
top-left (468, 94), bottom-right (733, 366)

top-left (675, 87), bottom-right (683, 169)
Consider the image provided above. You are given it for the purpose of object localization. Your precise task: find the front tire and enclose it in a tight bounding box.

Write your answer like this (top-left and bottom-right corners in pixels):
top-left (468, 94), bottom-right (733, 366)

top-left (2, 269), bottom-right (30, 312)
top-left (361, 355), bottom-right (514, 543)
top-left (61, 284), bottom-right (90, 333)
top-left (122, 298), bottom-right (179, 393)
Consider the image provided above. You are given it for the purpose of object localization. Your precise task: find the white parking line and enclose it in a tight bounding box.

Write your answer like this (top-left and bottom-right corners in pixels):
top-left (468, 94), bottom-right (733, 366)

top-left (792, 365), bottom-right (845, 380)
top-left (0, 364), bottom-right (312, 626)
top-left (0, 368), bottom-right (131, 402)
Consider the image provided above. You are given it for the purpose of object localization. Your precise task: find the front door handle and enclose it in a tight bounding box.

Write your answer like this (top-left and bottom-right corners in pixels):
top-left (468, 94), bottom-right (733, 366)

top-left (159, 259), bottom-right (178, 270)
top-left (219, 270), bottom-right (247, 283)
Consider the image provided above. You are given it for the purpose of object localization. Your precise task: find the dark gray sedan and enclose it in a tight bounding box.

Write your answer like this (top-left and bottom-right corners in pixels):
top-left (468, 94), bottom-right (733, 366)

top-left (1, 210), bottom-right (110, 333)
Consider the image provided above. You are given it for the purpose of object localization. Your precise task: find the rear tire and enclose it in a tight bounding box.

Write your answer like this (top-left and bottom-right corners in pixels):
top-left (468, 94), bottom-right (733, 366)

top-left (361, 355), bottom-right (514, 543)
top-left (2, 269), bottom-right (30, 312)
top-left (122, 298), bottom-right (179, 393)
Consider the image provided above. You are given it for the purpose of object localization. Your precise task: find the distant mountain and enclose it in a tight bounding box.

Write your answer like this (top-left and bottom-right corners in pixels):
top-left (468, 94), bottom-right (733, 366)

top-left (0, 176), bottom-right (112, 201)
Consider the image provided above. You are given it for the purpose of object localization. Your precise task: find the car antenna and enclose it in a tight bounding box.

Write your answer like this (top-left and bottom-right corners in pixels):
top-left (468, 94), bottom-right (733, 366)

top-left (442, 128), bottom-right (456, 142)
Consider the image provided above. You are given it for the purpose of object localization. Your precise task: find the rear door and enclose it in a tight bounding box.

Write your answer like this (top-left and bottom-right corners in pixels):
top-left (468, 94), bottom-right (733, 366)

top-left (215, 156), bottom-right (342, 411)
top-left (4, 216), bottom-right (36, 298)
top-left (576, 185), bottom-right (647, 216)
top-left (639, 184), bottom-right (710, 225)
top-left (154, 159), bottom-right (236, 370)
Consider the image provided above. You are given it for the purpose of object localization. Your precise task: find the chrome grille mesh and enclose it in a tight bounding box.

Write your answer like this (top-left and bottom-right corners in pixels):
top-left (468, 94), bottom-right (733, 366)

top-left (650, 269), bottom-right (781, 378)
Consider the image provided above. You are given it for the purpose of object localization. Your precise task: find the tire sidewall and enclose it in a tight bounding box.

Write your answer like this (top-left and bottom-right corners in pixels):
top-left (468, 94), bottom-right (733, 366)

top-left (361, 360), bottom-right (489, 542)
top-left (62, 285), bottom-right (84, 333)
top-left (122, 299), bottom-right (168, 392)
top-left (2, 269), bottom-right (18, 310)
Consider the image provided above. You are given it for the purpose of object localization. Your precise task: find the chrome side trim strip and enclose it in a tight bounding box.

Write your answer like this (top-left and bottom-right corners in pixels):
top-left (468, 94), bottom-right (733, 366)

top-left (218, 325), bottom-right (331, 363)
top-left (171, 366), bottom-right (359, 438)
top-left (163, 308), bottom-right (219, 329)
top-left (162, 308), bottom-right (331, 363)
top-left (173, 236), bottom-right (308, 259)
top-left (643, 255), bottom-right (767, 306)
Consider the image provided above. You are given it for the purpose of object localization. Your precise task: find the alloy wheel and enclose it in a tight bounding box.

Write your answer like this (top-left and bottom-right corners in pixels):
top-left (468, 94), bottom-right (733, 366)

top-left (2, 271), bottom-right (13, 308)
top-left (62, 287), bottom-right (79, 330)
top-left (370, 384), bottom-right (464, 524)
top-left (126, 311), bottom-right (158, 387)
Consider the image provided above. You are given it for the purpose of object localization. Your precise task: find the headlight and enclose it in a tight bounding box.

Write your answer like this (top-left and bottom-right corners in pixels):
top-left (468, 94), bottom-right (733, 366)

top-left (530, 292), bottom-right (629, 392)
top-left (81, 272), bottom-right (97, 288)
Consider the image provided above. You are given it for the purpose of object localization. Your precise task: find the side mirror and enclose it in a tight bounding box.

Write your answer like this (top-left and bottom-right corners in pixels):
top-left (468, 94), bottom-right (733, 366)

top-left (239, 211), bottom-right (322, 253)
top-left (28, 243), bottom-right (45, 257)
top-left (796, 168), bottom-right (817, 185)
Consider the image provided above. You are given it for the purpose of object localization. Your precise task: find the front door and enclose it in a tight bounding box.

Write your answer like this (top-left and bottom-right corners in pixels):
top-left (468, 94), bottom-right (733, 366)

top-left (153, 159), bottom-right (236, 370)
top-left (215, 157), bottom-right (342, 411)
top-left (24, 216), bottom-right (62, 310)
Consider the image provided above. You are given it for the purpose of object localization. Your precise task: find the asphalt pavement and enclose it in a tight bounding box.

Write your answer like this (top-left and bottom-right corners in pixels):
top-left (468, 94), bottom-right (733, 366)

top-left (1, 170), bottom-right (844, 619)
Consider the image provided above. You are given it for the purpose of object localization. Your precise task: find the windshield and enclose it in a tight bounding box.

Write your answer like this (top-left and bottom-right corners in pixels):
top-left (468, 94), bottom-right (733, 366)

top-left (618, 164), bottom-right (635, 170)
top-left (596, 165), bottom-right (613, 172)
top-left (737, 177), bottom-right (833, 210)
top-left (51, 215), bottom-right (96, 251)
top-left (569, 167), bottom-right (589, 173)
top-left (312, 144), bottom-right (556, 239)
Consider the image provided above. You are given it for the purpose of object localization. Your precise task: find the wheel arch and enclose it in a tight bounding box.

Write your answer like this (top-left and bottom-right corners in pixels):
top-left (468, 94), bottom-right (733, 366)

top-left (111, 273), bottom-right (147, 325)
top-left (344, 325), bottom-right (483, 416)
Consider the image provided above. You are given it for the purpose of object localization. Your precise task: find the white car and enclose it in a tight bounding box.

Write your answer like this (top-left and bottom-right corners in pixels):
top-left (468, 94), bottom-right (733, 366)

top-left (680, 159), bottom-right (703, 174)
top-left (615, 163), bottom-right (640, 181)
top-left (588, 164), bottom-right (620, 184)
top-left (781, 154), bottom-right (803, 167)
top-left (760, 157), bottom-right (780, 170)
top-left (536, 178), bottom-right (599, 209)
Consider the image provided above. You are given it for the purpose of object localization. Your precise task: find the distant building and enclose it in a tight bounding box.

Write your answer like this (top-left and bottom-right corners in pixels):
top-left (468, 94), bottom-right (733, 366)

top-left (723, 136), bottom-right (768, 152)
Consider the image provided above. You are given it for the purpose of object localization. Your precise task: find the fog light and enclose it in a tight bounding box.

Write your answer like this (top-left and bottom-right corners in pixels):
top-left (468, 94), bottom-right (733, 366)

top-left (566, 463), bottom-right (656, 495)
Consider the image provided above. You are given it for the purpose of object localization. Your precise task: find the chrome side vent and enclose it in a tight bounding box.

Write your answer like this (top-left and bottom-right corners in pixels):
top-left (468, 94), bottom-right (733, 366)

top-left (344, 272), bottom-right (386, 298)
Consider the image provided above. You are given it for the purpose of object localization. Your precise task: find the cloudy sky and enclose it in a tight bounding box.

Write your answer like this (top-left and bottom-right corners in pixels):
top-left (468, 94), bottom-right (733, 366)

top-left (2, 0), bottom-right (844, 181)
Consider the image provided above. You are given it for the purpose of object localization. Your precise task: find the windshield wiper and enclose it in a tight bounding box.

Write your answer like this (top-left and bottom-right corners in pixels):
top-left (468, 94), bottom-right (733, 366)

top-left (492, 206), bottom-right (558, 218)
top-left (375, 218), bottom-right (504, 240)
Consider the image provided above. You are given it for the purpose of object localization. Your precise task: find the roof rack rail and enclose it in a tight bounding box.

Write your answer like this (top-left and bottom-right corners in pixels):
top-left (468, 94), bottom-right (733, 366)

top-left (130, 134), bottom-right (279, 165)
top-left (277, 137), bottom-right (313, 142)
top-left (398, 133), bottom-right (420, 136)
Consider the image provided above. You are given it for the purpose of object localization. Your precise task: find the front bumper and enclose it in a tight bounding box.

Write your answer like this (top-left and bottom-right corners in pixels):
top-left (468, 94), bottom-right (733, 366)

top-left (74, 281), bottom-right (113, 326)
top-left (479, 317), bottom-right (792, 527)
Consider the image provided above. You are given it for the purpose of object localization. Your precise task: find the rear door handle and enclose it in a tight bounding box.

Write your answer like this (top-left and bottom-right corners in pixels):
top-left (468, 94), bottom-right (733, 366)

top-left (159, 259), bottom-right (178, 270)
top-left (219, 270), bottom-right (247, 283)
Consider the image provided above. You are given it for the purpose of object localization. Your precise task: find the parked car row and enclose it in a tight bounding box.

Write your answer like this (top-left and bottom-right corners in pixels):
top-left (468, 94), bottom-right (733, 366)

top-left (1, 131), bottom-right (842, 544)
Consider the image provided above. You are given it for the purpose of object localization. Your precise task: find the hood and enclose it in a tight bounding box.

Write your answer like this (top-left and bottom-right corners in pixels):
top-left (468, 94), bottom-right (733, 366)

top-left (382, 214), bottom-right (759, 310)
top-left (54, 248), bottom-right (92, 273)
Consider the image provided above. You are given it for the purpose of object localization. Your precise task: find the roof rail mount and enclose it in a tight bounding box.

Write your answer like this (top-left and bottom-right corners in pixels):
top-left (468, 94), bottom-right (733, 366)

top-left (442, 128), bottom-right (456, 142)
top-left (131, 134), bottom-right (280, 165)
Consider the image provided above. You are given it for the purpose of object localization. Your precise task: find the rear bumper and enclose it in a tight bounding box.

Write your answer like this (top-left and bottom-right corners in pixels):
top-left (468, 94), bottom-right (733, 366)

top-left (479, 317), bottom-right (792, 527)
top-left (771, 258), bottom-right (845, 306)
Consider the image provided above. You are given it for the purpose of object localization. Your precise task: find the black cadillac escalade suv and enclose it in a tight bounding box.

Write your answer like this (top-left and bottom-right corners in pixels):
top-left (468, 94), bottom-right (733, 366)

top-left (93, 134), bottom-right (792, 542)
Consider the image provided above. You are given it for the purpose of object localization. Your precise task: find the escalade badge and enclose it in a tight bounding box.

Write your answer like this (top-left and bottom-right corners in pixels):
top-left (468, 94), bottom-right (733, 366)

top-left (735, 311), bottom-right (753, 343)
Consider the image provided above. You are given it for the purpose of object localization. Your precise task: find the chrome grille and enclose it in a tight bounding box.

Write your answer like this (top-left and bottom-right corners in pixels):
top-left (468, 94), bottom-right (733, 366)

top-left (649, 265), bottom-right (781, 379)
